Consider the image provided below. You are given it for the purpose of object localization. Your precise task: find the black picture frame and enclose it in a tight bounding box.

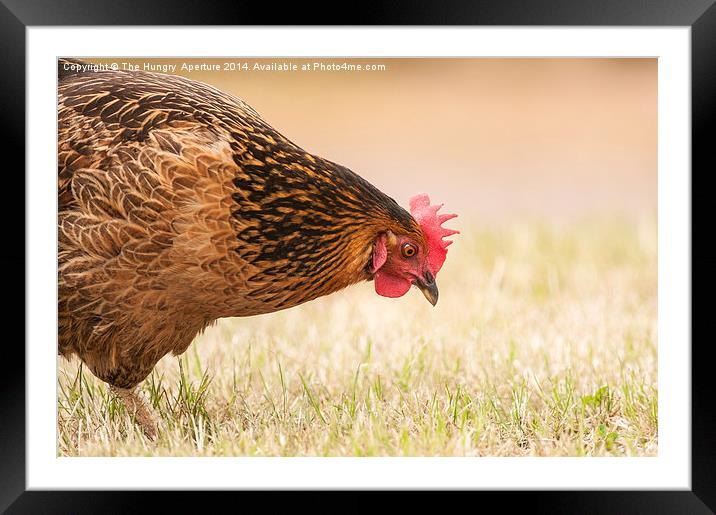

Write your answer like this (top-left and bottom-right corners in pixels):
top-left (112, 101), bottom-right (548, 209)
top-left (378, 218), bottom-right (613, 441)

top-left (3, 0), bottom-right (712, 512)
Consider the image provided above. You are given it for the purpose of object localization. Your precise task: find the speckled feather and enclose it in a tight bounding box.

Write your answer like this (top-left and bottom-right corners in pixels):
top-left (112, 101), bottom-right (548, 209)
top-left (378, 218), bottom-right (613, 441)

top-left (57, 59), bottom-right (424, 388)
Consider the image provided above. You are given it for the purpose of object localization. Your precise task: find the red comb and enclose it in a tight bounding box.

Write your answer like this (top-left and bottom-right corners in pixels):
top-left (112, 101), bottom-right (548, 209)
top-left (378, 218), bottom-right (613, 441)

top-left (409, 194), bottom-right (459, 276)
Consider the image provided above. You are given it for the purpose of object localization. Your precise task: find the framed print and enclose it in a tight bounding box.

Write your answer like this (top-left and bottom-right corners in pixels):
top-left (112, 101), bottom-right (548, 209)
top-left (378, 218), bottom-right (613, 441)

top-left (4, 0), bottom-right (714, 512)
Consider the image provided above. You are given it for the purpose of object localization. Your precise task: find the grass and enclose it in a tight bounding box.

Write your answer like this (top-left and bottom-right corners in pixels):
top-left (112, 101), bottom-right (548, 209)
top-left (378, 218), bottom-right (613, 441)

top-left (57, 215), bottom-right (657, 456)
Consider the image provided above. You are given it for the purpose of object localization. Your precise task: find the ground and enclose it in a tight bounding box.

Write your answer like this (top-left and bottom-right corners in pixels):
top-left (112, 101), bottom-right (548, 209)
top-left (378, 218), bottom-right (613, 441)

top-left (57, 215), bottom-right (657, 457)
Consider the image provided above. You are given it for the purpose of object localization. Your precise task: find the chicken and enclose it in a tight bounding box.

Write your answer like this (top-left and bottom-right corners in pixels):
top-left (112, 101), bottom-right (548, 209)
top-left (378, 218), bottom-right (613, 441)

top-left (57, 58), bottom-right (458, 438)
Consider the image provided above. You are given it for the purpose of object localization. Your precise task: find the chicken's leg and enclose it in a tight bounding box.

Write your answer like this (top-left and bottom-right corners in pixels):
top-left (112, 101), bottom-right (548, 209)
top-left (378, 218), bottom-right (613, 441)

top-left (110, 385), bottom-right (158, 440)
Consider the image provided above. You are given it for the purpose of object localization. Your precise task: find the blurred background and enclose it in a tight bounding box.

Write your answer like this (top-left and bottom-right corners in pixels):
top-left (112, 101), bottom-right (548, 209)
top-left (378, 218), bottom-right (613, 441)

top-left (86, 58), bottom-right (656, 223)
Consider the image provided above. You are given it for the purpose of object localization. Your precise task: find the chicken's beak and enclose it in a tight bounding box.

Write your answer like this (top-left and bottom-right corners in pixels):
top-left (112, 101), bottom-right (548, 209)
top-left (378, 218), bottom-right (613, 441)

top-left (415, 272), bottom-right (439, 306)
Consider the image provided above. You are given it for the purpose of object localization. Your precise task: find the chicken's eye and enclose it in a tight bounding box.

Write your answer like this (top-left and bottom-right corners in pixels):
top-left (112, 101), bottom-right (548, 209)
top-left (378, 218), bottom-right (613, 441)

top-left (401, 243), bottom-right (417, 258)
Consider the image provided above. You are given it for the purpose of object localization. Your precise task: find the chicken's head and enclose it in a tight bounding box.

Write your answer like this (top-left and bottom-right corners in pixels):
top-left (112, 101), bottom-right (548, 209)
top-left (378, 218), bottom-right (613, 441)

top-left (371, 194), bottom-right (458, 306)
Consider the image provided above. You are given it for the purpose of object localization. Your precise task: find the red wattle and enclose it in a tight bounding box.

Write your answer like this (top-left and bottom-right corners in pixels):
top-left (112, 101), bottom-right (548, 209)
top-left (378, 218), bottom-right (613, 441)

top-left (374, 270), bottom-right (412, 298)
